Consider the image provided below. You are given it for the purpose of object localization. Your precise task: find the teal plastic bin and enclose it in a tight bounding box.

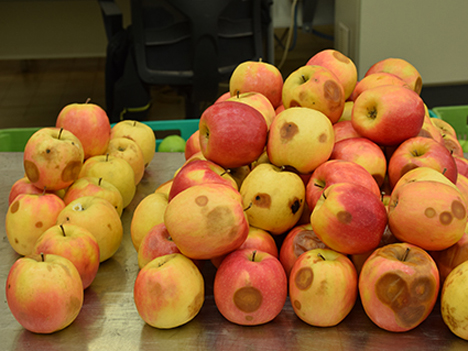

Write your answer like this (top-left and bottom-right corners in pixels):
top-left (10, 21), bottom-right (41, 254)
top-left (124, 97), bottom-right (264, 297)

top-left (432, 105), bottom-right (468, 138)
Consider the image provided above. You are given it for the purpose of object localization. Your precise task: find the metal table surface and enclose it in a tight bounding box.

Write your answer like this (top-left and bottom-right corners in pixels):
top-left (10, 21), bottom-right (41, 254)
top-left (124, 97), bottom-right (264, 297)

top-left (0, 152), bottom-right (466, 351)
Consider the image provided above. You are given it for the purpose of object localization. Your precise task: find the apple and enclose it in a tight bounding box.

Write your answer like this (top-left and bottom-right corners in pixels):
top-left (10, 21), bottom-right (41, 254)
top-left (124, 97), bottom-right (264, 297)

top-left (440, 259), bottom-right (468, 340)
top-left (306, 159), bottom-right (381, 212)
top-left (63, 176), bottom-right (124, 216)
top-left (229, 59), bottom-right (284, 108)
top-left (164, 183), bottom-right (249, 260)
top-left (349, 72), bottom-right (409, 101)
top-left (282, 65), bottom-right (345, 124)
top-left (418, 113), bottom-right (444, 144)
top-left (333, 120), bottom-right (361, 143)
top-left (6, 253), bottom-right (84, 334)
top-left (130, 192), bottom-right (168, 252)
top-left (226, 165), bottom-right (251, 189)
top-left (359, 243), bottom-right (440, 332)
top-left (168, 159), bottom-right (238, 202)
top-left (454, 155), bottom-right (468, 178)
top-left (330, 137), bottom-right (387, 187)
top-left (275, 104), bottom-right (285, 115)
top-left (240, 163), bottom-right (305, 235)
top-left (227, 91), bottom-right (276, 128)
top-left (8, 176), bottom-right (62, 205)
top-left (214, 249), bottom-right (287, 326)
top-left (279, 223), bottom-right (328, 277)
top-left (32, 224), bottom-right (100, 289)
top-left (364, 57), bottom-right (423, 94)
top-left (106, 137), bottom-right (145, 185)
top-left (431, 117), bottom-right (457, 139)
top-left (79, 154), bottom-right (136, 208)
top-left (184, 130), bottom-right (201, 160)
top-left (110, 120), bottom-right (156, 167)
top-left (306, 49), bottom-right (358, 100)
top-left (456, 173), bottom-right (468, 206)
top-left (6, 193), bottom-right (66, 256)
top-left (351, 85), bottom-right (425, 146)
top-left (311, 182), bottom-right (388, 255)
top-left (158, 135), bottom-right (186, 152)
top-left (23, 127), bottom-right (84, 191)
top-left (56, 196), bottom-right (123, 262)
top-left (387, 136), bottom-right (458, 188)
top-left (137, 223), bottom-right (180, 269)
top-left (198, 101), bottom-right (268, 169)
top-left (440, 132), bottom-right (464, 157)
top-left (388, 180), bottom-right (466, 251)
top-left (266, 107), bottom-right (335, 174)
top-left (56, 101), bottom-right (111, 159)
top-left (289, 248), bottom-right (358, 327)
top-left (134, 253), bottom-right (204, 329)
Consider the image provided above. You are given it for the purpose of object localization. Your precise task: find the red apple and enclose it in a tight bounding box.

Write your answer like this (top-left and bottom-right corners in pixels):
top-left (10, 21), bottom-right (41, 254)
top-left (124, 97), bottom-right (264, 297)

top-left (333, 120), bottom-right (361, 143)
top-left (8, 176), bottom-right (62, 205)
top-left (137, 223), bottom-right (180, 269)
top-left (214, 249), bottom-right (287, 326)
top-left (198, 101), bottom-right (268, 169)
top-left (440, 132), bottom-right (464, 157)
top-left (454, 155), bottom-right (468, 178)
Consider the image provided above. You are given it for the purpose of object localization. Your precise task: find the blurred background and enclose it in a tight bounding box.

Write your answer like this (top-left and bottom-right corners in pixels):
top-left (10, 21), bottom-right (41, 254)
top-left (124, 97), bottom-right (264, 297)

top-left (0, 0), bottom-right (467, 129)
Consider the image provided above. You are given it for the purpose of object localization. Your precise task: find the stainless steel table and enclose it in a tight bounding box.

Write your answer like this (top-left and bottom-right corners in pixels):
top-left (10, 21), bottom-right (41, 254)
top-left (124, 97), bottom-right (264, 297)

top-left (1, 152), bottom-right (466, 350)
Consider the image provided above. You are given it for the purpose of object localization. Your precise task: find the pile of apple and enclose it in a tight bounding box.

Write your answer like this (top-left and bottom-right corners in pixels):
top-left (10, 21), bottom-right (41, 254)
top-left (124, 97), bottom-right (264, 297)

top-left (5, 101), bottom-right (157, 334)
top-left (130, 50), bottom-right (468, 339)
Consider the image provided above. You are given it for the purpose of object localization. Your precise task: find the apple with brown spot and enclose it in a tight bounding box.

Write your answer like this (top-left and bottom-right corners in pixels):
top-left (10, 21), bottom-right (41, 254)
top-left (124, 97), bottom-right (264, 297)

top-left (23, 127), bottom-right (84, 191)
top-left (282, 65), bottom-right (345, 124)
top-left (6, 253), bottom-right (84, 334)
top-left (266, 107), bottom-right (335, 174)
top-left (349, 72), bottom-right (409, 101)
top-left (359, 243), bottom-right (440, 332)
top-left (32, 224), bottom-right (100, 289)
top-left (351, 85), bottom-right (425, 147)
top-left (388, 180), bottom-right (467, 251)
top-left (134, 253), bottom-right (204, 329)
top-left (311, 182), bottom-right (388, 255)
top-left (214, 249), bottom-right (287, 326)
top-left (289, 248), bottom-right (358, 327)
top-left (6, 193), bottom-right (66, 256)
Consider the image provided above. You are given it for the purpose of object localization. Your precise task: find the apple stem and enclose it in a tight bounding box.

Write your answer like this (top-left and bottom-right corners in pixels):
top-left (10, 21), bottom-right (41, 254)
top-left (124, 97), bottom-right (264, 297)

top-left (85, 97), bottom-right (91, 104)
top-left (259, 57), bottom-right (263, 63)
top-left (251, 250), bottom-right (257, 261)
top-left (133, 121), bottom-right (137, 127)
top-left (443, 168), bottom-right (447, 175)
top-left (220, 169), bottom-right (231, 177)
top-left (60, 224), bottom-right (66, 237)
top-left (106, 153), bottom-right (109, 162)
top-left (318, 253), bottom-right (326, 261)
top-left (322, 192), bottom-right (327, 200)
top-left (412, 149), bottom-right (420, 157)
top-left (243, 202), bottom-right (253, 211)
top-left (42, 187), bottom-right (47, 195)
top-left (237, 91), bottom-right (240, 99)
top-left (98, 177), bottom-right (103, 186)
top-left (401, 247), bottom-right (410, 262)
top-left (41, 252), bottom-right (45, 262)
top-left (301, 75), bottom-right (306, 82)
top-left (314, 183), bottom-right (324, 189)
top-left (58, 128), bottom-right (64, 140)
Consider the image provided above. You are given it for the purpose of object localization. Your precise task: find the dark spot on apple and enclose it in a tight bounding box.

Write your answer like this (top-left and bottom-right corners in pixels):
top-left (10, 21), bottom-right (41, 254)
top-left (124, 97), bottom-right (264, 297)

top-left (206, 206), bottom-right (235, 235)
top-left (332, 50), bottom-right (350, 63)
top-left (439, 211), bottom-right (453, 225)
top-left (410, 276), bottom-right (436, 303)
top-left (323, 80), bottom-right (343, 111)
top-left (35, 221), bottom-right (43, 228)
top-left (290, 100), bottom-right (301, 108)
top-left (195, 195), bottom-right (209, 207)
top-left (61, 161), bottom-right (82, 183)
top-left (108, 223), bottom-right (112, 230)
top-left (245, 315), bottom-right (254, 321)
top-left (68, 296), bottom-right (82, 313)
top-left (290, 198), bottom-right (301, 214)
top-left (293, 230), bottom-right (327, 257)
top-left (452, 200), bottom-right (466, 220)
top-left (187, 291), bottom-right (204, 319)
top-left (424, 207), bottom-right (436, 218)
top-left (337, 210), bottom-right (352, 224)
top-left (233, 286), bottom-right (262, 313)
top-left (376, 272), bottom-right (408, 309)
top-left (280, 122), bottom-right (299, 142)
top-left (14, 238), bottom-right (19, 244)
top-left (24, 160), bottom-right (40, 183)
top-left (318, 133), bottom-right (327, 143)
top-left (295, 267), bottom-right (313, 290)
top-left (46, 149), bottom-right (51, 154)
top-left (253, 193), bottom-right (271, 208)
top-left (10, 201), bottom-right (20, 214)
top-left (293, 300), bottom-right (302, 310)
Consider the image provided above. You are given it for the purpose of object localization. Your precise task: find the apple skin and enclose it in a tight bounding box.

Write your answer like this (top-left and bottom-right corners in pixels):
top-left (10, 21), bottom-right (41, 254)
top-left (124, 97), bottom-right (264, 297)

top-left (440, 260), bottom-right (468, 340)
top-left (305, 159), bottom-right (381, 212)
top-left (134, 253), bottom-right (204, 329)
top-left (282, 65), bottom-right (345, 124)
top-left (227, 91), bottom-right (276, 128)
top-left (333, 120), bottom-right (361, 143)
top-left (279, 223), bottom-right (328, 277)
top-left (106, 137), bottom-right (145, 185)
top-left (392, 166), bottom-right (461, 195)
top-left (441, 132), bottom-right (464, 157)
top-left (111, 120), bottom-right (156, 168)
top-left (229, 60), bottom-right (284, 109)
top-left (56, 196), bottom-right (123, 262)
top-left (240, 163), bottom-right (305, 235)
top-left (456, 173), bottom-right (468, 206)
top-left (214, 249), bottom-right (287, 326)
top-left (418, 114), bottom-right (445, 144)
top-left (6, 193), bottom-right (66, 256)
top-left (454, 155), bottom-right (468, 178)
top-left (266, 107), bottom-right (335, 174)
top-left (5, 253), bottom-right (84, 334)
top-left (63, 176), bottom-right (124, 216)
top-left (431, 117), bottom-right (457, 139)
top-left (388, 180), bottom-right (467, 251)
top-left (359, 243), bottom-right (440, 332)
top-left (168, 159), bottom-right (238, 202)
top-left (56, 101), bottom-right (111, 159)
top-left (349, 72), bottom-right (409, 101)
top-left (364, 57), bottom-right (423, 94)
top-left (387, 136), bottom-right (458, 188)
top-left (32, 224), bottom-right (100, 289)
top-left (289, 248), bottom-right (358, 327)
top-left (137, 223), bottom-right (180, 269)
top-left (198, 101), bottom-right (268, 169)
top-left (8, 176), bottom-right (63, 205)
top-left (184, 130), bottom-right (201, 160)
top-left (330, 137), bottom-right (387, 187)
top-left (23, 127), bottom-right (84, 191)
top-left (311, 182), bottom-right (388, 255)
top-left (164, 183), bottom-right (249, 260)
top-left (351, 85), bottom-right (426, 147)
top-left (306, 49), bottom-right (358, 100)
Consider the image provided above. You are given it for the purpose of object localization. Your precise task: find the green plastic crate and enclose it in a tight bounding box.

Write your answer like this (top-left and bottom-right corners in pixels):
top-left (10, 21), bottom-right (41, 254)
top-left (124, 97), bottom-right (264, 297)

top-left (433, 105), bottom-right (468, 137)
top-left (0, 127), bottom-right (42, 152)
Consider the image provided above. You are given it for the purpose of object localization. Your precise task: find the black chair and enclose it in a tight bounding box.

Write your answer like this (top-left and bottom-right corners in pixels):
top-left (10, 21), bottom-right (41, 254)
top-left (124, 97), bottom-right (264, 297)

top-left (98, 0), bottom-right (273, 122)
